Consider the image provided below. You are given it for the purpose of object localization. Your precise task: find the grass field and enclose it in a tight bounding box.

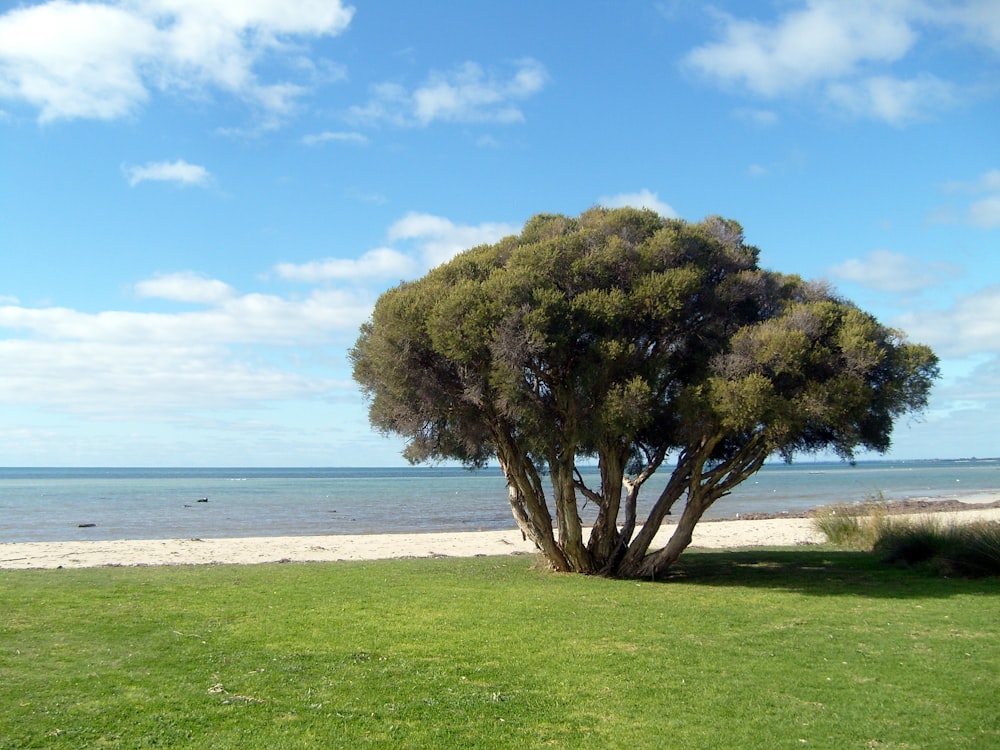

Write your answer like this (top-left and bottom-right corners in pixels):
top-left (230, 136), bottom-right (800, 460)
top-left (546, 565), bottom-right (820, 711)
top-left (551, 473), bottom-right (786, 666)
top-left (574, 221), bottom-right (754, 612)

top-left (2, 549), bottom-right (998, 748)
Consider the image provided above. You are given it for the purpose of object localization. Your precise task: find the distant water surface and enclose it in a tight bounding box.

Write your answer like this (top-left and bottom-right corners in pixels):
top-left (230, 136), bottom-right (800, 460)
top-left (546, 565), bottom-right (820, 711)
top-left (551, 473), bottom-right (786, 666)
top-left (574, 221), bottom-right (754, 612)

top-left (1, 460), bottom-right (997, 543)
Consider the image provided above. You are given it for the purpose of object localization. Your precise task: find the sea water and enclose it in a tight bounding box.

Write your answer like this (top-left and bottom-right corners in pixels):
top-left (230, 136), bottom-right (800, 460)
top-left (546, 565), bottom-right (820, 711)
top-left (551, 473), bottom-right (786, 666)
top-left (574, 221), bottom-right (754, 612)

top-left (0, 460), bottom-right (998, 543)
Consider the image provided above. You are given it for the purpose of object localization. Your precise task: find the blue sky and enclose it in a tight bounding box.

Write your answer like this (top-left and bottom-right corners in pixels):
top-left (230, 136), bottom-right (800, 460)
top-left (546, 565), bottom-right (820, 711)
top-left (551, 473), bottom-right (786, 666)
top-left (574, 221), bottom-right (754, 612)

top-left (1, 0), bottom-right (998, 467)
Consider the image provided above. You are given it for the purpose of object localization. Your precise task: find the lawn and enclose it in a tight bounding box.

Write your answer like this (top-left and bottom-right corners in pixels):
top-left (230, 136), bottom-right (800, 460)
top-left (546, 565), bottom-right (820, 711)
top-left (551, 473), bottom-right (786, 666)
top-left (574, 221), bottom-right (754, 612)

top-left (1, 549), bottom-right (997, 749)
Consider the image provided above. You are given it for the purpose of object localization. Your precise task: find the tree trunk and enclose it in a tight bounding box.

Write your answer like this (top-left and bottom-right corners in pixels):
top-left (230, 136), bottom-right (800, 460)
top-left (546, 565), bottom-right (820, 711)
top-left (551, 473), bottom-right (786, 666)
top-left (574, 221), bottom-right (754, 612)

top-left (586, 446), bottom-right (627, 568)
top-left (620, 448), bottom-right (666, 547)
top-left (603, 481), bottom-right (640, 574)
top-left (616, 437), bottom-right (770, 579)
top-left (551, 453), bottom-right (592, 572)
top-left (632, 490), bottom-right (709, 579)
top-left (493, 435), bottom-right (571, 572)
top-left (615, 451), bottom-right (693, 575)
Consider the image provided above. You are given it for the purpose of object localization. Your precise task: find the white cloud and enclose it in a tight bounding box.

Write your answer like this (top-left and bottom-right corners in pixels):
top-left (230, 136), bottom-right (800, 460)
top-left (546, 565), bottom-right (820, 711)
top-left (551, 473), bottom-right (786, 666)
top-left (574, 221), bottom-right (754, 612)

top-left (938, 168), bottom-right (1000, 228)
top-left (0, 1), bottom-right (157, 121)
top-left (348, 58), bottom-right (548, 127)
top-left (969, 195), bottom-right (1000, 228)
top-left (826, 74), bottom-right (955, 125)
top-left (301, 130), bottom-right (368, 146)
top-left (387, 212), bottom-right (519, 267)
top-left (928, 0), bottom-right (1000, 54)
top-left (937, 355), bottom-right (1000, 409)
top-left (685, 2), bottom-right (916, 97)
top-left (135, 272), bottom-right (235, 303)
top-left (0, 287), bottom-right (371, 345)
top-left (0, 338), bottom-right (340, 416)
top-left (0, 272), bottom-right (370, 420)
top-left (598, 189), bottom-right (678, 218)
top-left (0, 208), bottom-right (521, 429)
top-left (345, 187), bottom-right (387, 205)
top-left (124, 159), bottom-right (211, 187)
top-left (734, 107), bottom-right (779, 126)
top-left (682, 1), bottom-right (983, 124)
top-left (894, 285), bottom-right (1000, 358)
top-left (947, 169), bottom-right (1000, 194)
top-left (276, 211), bottom-right (518, 284)
top-left (829, 249), bottom-right (959, 294)
top-left (274, 248), bottom-right (419, 283)
top-left (0, 0), bottom-right (354, 124)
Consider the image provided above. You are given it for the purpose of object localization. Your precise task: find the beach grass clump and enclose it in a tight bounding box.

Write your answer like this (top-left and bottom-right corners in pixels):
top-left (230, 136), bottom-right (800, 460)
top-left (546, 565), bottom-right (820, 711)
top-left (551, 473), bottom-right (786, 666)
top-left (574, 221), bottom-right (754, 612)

top-left (813, 498), bottom-right (1000, 577)
top-left (930, 521), bottom-right (1000, 578)
top-left (811, 494), bottom-right (892, 548)
top-left (872, 515), bottom-right (947, 566)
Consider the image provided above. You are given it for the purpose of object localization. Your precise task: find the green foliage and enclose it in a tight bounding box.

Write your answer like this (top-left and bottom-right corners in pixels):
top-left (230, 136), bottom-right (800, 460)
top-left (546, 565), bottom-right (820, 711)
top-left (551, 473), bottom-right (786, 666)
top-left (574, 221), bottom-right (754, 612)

top-left (351, 207), bottom-right (940, 576)
top-left (2, 557), bottom-right (999, 748)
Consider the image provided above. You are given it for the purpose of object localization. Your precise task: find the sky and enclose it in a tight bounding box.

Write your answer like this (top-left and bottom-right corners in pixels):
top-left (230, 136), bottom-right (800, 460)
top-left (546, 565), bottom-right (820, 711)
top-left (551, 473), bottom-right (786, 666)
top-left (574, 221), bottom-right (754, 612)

top-left (0, 0), bottom-right (998, 467)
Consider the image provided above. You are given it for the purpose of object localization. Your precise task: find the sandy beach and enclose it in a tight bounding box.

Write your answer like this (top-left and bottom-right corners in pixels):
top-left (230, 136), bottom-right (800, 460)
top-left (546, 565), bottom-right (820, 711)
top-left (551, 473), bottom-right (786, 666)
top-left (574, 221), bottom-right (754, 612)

top-left (3, 501), bottom-right (999, 570)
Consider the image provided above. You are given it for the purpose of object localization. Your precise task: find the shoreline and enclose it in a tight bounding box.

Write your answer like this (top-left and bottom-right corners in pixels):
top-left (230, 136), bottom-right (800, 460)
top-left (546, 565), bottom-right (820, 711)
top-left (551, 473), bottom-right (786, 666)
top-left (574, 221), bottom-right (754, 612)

top-left (3, 498), bottom-right (999, 570)
top-left (713, 494), bottom-right (1000, 521)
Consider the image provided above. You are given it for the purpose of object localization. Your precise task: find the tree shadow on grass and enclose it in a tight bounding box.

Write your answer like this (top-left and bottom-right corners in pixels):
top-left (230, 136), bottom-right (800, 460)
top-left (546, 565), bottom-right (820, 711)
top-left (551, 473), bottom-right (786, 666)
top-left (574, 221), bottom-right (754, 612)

top-left (658, 547), bottom-right (1000, 599)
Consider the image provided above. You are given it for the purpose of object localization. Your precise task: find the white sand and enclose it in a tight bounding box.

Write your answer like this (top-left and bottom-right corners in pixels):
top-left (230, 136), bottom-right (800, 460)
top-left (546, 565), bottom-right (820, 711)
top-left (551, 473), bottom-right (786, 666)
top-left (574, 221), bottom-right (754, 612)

top-left (3, 505), bottom-right (999, 570)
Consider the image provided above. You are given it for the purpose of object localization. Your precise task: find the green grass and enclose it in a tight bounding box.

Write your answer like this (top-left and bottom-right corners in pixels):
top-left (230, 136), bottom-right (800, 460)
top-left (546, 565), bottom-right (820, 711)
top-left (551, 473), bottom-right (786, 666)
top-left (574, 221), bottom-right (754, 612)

top-left (2, 552), bottom-right (998, 749)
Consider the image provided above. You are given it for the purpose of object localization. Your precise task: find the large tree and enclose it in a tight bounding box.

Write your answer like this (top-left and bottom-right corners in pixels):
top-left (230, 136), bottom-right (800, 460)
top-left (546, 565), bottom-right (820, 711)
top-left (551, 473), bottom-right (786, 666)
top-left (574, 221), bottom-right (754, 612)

top-left (351, 208), bottom-right (939, 578)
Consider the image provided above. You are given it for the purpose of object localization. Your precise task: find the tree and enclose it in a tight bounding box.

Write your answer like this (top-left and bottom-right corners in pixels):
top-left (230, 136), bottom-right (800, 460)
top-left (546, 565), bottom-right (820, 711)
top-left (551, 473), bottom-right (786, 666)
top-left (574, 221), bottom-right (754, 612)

top-left (351, 208), bottom-right (939, 578)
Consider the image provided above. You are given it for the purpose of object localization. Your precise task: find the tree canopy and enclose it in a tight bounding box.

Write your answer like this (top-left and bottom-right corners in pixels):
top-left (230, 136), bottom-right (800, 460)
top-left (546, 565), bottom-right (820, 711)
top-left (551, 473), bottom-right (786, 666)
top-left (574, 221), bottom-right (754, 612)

top-left (351, 208), bottom-right (939, 577)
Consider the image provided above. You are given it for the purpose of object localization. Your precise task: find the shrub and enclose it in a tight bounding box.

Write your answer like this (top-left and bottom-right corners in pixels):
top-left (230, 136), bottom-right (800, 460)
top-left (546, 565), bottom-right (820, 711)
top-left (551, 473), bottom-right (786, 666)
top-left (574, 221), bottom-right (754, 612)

top-left (814, 502), bottom-right (1000, 577)
top-left (936, 521), bottom-right (1000, 578)
top-left (872, 517), bottom-right (946, 567)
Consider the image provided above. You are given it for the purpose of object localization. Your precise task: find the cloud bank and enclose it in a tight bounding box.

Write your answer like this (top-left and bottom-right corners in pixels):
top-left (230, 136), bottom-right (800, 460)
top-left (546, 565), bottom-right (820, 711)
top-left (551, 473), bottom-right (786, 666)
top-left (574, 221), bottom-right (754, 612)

top-left (274, 249), bottom-right (418, 283)
top-left (124, 159), bottom-right (211, 187)
top-left (387, 212), bottom-right (520, 267)
top-left (895, 285), bottom-right (1000, 359)
top-left (348, 58), bottom-right (548, 127)
top-left (683, 0), bottom-right (1000, 124)
top-left (301, 131), bottom-right (368, 146)
top-left (0, 205), bottom-right (526, 427)
top-left (598, 189), bottom-right (678, 218)
top-left (0, 0), bottom-right (355, 123)
top-left (829, 250), bottom-right (959, 294)
top-left (0, 274), bottom-right (369, 419)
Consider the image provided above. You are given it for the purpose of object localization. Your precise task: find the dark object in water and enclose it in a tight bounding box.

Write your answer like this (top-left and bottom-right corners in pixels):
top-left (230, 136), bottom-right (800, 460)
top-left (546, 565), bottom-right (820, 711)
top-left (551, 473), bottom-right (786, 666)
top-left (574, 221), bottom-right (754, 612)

top-left (78, 523), bottom-right (97, 528)
top-left (197, 497), bottom-right (209, 503)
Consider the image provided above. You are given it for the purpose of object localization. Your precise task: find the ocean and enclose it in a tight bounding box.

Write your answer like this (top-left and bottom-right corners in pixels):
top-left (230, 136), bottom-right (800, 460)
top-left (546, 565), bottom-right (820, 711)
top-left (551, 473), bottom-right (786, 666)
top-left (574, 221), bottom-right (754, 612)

top-left (1, 459), bottom-right (998, 543)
